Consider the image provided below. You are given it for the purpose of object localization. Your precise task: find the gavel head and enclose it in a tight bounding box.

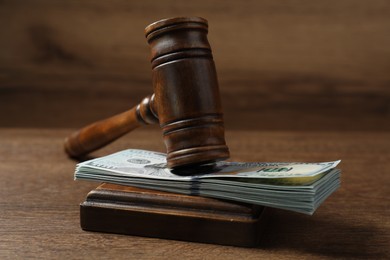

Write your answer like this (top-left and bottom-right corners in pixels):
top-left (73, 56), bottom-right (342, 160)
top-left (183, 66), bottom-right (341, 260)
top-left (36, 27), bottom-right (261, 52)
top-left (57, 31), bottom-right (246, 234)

top-left (145, 17), bottom-right (230, 170)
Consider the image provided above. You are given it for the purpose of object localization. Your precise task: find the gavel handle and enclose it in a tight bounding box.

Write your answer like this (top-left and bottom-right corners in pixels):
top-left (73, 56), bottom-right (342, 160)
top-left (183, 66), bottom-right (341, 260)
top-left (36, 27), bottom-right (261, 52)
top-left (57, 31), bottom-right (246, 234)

top-left (64, 95), bottom-right (158, 158)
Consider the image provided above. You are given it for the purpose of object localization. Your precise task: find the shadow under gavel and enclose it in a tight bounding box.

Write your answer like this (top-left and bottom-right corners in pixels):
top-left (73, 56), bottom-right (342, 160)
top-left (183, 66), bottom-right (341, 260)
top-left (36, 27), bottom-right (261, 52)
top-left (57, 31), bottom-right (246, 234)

top-left (64, 17), bottom-right (230, 171)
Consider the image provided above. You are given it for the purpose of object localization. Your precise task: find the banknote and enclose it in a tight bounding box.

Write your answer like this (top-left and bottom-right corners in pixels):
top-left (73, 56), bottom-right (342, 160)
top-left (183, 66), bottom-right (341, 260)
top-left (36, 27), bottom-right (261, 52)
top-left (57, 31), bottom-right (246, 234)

top-left (75, 149), bottom-right (341, 215)
top-left (76, 149), bottom-right (340, 180)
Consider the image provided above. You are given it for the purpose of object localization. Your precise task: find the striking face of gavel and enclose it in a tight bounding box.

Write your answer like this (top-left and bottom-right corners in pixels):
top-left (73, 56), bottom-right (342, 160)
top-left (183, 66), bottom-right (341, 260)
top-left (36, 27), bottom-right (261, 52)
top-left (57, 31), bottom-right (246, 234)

top-left (64, 17), bottom-right (230, 171)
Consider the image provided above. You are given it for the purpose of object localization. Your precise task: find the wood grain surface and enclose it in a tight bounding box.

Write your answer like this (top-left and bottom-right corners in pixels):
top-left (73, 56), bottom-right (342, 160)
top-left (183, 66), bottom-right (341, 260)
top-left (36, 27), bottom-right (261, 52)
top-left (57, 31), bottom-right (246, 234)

top-left (1, 1), bottom-right (389, 258)
top-left (1, 128), bottom-right (389, 259)
top-left (1, 0), bottom-right (389, 130)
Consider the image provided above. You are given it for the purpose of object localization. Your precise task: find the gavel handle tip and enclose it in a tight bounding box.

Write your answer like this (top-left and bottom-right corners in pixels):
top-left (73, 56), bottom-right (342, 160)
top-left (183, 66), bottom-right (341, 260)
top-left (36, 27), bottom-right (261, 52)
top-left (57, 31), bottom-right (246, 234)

top-left (63, 132), bottom-right (85, 159)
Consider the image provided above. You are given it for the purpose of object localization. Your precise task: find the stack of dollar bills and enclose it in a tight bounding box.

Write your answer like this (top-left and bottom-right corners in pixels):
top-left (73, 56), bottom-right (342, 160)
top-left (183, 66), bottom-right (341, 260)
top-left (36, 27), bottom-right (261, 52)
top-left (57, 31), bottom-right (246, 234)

top-left (75, 149), bottom-right (341, 215)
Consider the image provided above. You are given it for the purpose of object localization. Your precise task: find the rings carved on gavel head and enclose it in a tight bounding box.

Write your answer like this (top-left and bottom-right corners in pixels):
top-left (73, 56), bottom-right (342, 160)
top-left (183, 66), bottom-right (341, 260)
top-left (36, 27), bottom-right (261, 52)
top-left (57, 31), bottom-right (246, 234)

top-left (146, 17), bottom-right (229, 169)
top-left (64, 17), bottom-right (230, 171)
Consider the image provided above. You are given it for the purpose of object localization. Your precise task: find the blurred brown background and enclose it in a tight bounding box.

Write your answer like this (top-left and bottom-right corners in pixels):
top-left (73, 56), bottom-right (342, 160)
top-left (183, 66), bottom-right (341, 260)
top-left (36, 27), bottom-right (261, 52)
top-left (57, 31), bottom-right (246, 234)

top-left (1, 0), bottom-right (389, 131)
top-left (1, 2), bottom-right (390, 258)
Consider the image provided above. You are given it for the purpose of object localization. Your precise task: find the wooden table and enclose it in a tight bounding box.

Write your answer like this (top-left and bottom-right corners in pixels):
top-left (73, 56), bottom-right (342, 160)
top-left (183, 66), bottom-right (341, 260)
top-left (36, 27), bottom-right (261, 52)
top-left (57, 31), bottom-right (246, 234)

top-left (1, 128), bottom-right (388, 259)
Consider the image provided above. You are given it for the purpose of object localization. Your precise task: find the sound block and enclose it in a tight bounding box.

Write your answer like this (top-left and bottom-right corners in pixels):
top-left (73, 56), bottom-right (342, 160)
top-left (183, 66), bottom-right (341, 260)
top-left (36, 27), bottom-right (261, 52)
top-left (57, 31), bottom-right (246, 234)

top-left (80, 183), bottom-right (269, 247)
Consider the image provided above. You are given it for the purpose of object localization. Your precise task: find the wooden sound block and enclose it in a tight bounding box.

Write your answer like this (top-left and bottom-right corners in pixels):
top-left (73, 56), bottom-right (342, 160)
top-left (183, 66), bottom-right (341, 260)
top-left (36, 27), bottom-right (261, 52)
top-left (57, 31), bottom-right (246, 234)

top-left (80, 183), bottom-right (269, 247)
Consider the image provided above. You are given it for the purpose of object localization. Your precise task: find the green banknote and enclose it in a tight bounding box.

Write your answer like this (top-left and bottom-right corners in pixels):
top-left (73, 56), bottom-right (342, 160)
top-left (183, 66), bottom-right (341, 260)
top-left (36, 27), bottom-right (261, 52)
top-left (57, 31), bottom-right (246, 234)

top-left (75, 149), bottom-right (341, 215)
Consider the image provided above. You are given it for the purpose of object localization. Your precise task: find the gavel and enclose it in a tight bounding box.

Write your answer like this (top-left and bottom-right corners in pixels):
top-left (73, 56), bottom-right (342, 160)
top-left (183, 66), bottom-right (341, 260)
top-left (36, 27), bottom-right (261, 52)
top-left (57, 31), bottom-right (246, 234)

top-left (64, 17), bottom-right (230, 170)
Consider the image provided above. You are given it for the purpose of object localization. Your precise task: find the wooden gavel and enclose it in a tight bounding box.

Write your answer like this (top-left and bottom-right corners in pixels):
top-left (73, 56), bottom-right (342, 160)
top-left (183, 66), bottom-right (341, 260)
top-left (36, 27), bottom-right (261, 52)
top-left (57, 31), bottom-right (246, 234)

top-left (64, 17), bottom-right (230, 170)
